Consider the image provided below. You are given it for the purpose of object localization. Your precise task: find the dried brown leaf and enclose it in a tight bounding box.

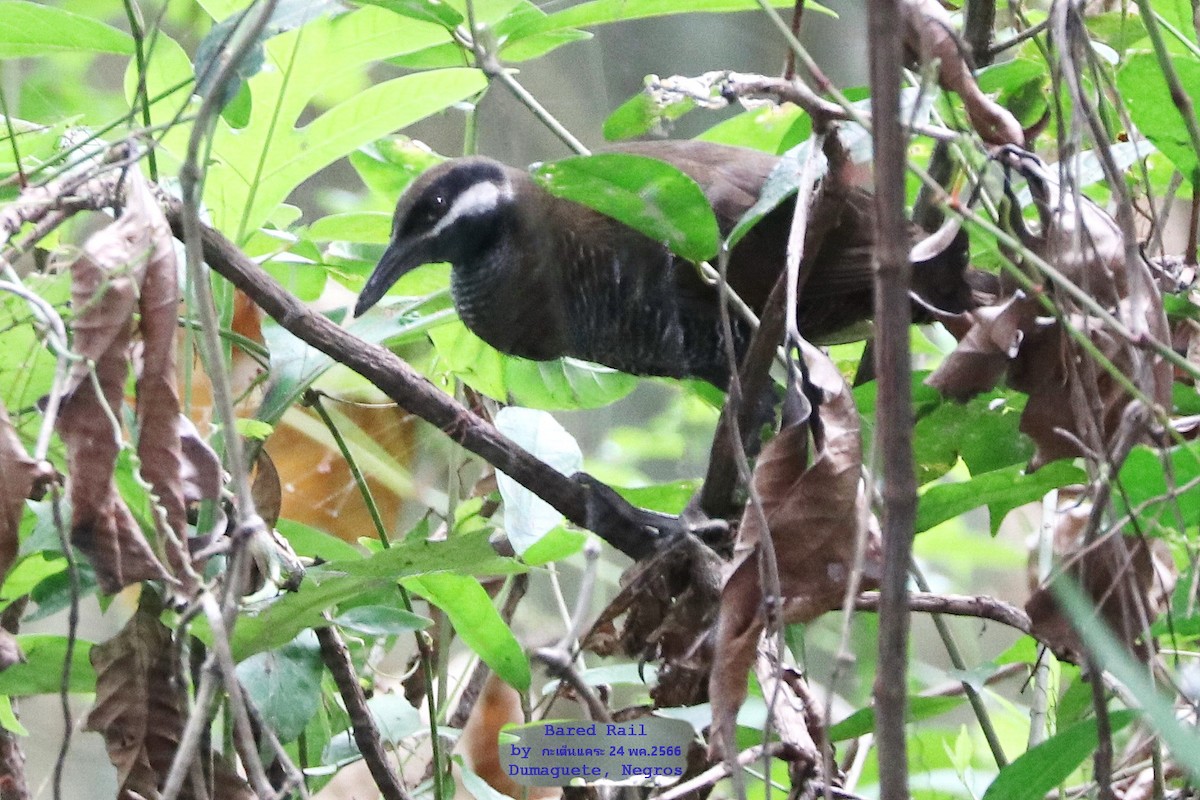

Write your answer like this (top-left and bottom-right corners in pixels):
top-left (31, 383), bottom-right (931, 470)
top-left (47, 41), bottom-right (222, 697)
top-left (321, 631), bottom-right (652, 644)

top-left (901, 0), bottom-right (1023, 146)
top-left (87, 605), bottom-right (256, 800)
top-left (1010, 306), bottom-right (1171, 470)
top-left (251, 449), bottom-right (281, 531)
top-left (710, 342), bottom-right (881, 755)
top-left (580, 537), bottom-right (723, 708)
top-left (925, 292), bottom-right (1040, 401)
top-left (177, 415), bottom-right (222, 507)
top-left (1027, 500), bottom-right (1177, 664)
top-left (1025, 162), bottom-right (1128, 306)
top-left (0, 402), bottom-right (47, 585)
top-left (56, 177), bottom-right (168, 592)
top-left (128, 171), bottom-right (191, 578)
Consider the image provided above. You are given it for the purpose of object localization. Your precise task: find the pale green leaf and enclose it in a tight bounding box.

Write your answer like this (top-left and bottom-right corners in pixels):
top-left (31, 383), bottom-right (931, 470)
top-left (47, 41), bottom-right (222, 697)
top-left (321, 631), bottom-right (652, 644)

top-left (0, 1), bottom-right (133, 58)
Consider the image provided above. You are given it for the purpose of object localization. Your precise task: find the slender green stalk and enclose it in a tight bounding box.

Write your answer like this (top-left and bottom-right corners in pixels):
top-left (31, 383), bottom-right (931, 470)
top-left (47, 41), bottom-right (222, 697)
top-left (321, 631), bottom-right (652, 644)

top-left (122, 0), bottom-right (158, 180)
top-left (911, 566), bottom-right (1008, 768)
top-left (307, 392), bottom-right (445, 800)
top-left (0, 79), bottom-right (25, 186)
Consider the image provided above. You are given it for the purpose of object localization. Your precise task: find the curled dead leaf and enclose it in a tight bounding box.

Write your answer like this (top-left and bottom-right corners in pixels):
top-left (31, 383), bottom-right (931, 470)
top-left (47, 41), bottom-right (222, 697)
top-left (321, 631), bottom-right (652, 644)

top-left (0, 401), bottom-right (51, 586)
top-left (1027, 498), bottom-right (1176, 664)
top-left (928, 291), bottom-right (1170, 470)
top-left (1009, 305), bottom-right (1171, 470)
top-left (87, 602), bottom-right (255, 800)
top-left (128, 170), bottom-right (193, 581)
top-left (901, 0), bottom-right (1023, 146)
top-left (56, 170), bottom-right (169, 592)
top-left (1014, 154), bottom-right (1129, 306)
top-left (926, 292), bottom-right (1039, 402)
top-left (709, 341), bottom-right (881, 757)
top-left (177, 415), bottom-right (223, 508)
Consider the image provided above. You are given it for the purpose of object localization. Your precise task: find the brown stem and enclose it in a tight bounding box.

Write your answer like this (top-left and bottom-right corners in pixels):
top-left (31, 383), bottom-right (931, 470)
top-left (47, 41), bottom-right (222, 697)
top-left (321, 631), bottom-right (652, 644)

top-left (782, 0), bottom-right (807, 80)
top-left (868, 0), bottom-right (916, 796)
top-left (0, 599), bottom-right (28, 800)
top-left (964, 0), bottom-right (996, 67)
top-left (851, 591), bottom-right (1031, 633)
top-left (316, 625), bottom-right (412, 800)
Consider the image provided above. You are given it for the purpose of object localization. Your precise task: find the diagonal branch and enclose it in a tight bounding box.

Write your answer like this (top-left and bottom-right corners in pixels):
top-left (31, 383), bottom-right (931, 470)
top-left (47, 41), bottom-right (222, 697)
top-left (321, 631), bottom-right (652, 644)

top-left (160, 203), bottom-right (681, 560)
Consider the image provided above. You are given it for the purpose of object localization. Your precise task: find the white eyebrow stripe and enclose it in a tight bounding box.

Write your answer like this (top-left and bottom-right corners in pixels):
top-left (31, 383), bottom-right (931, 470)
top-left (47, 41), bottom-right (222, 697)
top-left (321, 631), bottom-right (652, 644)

top-left (430, 179), bottom-right (511, 237)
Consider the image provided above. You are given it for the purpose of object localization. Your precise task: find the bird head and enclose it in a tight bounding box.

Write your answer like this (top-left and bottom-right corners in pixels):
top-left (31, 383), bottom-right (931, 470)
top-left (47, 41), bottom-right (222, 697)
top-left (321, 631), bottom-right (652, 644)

top-left (354, 157), bottom-right (516, 316)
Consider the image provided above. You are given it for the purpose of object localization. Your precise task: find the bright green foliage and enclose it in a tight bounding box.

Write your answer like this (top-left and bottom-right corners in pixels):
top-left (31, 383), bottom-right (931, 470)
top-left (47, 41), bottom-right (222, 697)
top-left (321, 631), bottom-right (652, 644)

top-left (3, 0), bottom-right (1199, 796)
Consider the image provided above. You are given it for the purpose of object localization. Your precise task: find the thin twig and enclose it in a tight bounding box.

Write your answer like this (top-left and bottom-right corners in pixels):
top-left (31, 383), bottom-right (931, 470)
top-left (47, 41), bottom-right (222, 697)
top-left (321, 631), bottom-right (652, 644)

top-left (317, 624), bottom-right (412, 800)
top-left (533, 648), bottom-right (612, 723)
top-left (49, 484), bottom-right (77, 800)
top-left (851, 590), bottom-right (1031, 633)
top-left (198, 594), bottom-right (274, 798)
top-left (121, 0), bottom-right (158, 181)
top-left (910, 566), bottom-right (1008, 768)
top-left (178, 0), bottom-right (276, 524)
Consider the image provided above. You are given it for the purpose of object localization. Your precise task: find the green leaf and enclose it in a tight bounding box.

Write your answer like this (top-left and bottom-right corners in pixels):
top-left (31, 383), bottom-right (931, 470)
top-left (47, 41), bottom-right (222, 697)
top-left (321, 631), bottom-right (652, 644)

top-left (1119, 52), bottom-right (1200, 183)
top-left (456, 756), bottom-right (516, 800)
top-left (427, 318), bottom-right (508, 399)
top-left (1115, 443), bottom-right (1200, 534)
top-left (603, 91), bottom-right (696, 141)
top-left (727, 138), bottom-right (823, 249)
top-left (1084, 11), bottom-right (1149, 53)
top-left (1152, 0), bottom-right (1199, 50)
top-left (405, 573), bottom-right (531, 691)
top-left (0, 273), bottom-right (70, 442)
top-left (506, 0), bottom-right (823, 38)
top-left (237, 631), bottom-right (324, 743)
top-left (352, 0), bottom-right (465, 28)
top-left (913, 390), bottom-right (1031, 485)
top-left (829, 695), bottom-right (965, 741)
top-left (217, 66), bottom-right (485, 240)
top-left (0, 697), bottom-right (27, 736)
top-left (0, 635), bottom-right (95, 695)
top-left (320, 528), bottom-right (525, 580)
top-left (533, 153), bottom-right (720, 262)
top-left (916, 461), bottom-right (1087, 535)
top-left (277, 518), bottom-right (365, 563)
top-left (226, 531), bottom-right (522, 660)
top-left (428, 319), bottom-right (638, 408)
top-left (351, 137), bottom-right (448, 200)
top-left (1055, 582), bottom-right (1200, 781)
top-left (984, 711), bottom-right (1138, 800)
top-left (235, 418), bottom-right (274, 441)
top-left (258, 306), bottom-right (455, 426)
top-left (323, 693), bottom-right (423, 765)
top-left (614, 480), bottom-right (701, 515)
top-left (333, 605), bottom-right (433, 635)
top-left (520, 527), bottom-right (587, 566)
top-left (307, 212), bottom-right (394, 244)
top-left (499, 28), bottom-right (591, 62)
top-left (0, 1), bottom-right (133, 58)
top-left (696, 104), bottom-right (810, 154)
top-left (201, 5), bottom-right (471, 239)
top-left (195, 0), bottom-right (346, 104)
top-left (225, 575), bottom-right (394, 661)
top-left (504, 358), bottom-right (638, 410)
top-left (494, 407), bottom-right (582, 554)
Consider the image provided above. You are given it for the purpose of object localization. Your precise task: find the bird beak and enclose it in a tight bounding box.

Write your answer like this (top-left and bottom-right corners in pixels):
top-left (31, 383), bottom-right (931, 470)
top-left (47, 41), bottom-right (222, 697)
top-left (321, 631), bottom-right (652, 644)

top-left (354, 236), bottom-right (433, 317)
